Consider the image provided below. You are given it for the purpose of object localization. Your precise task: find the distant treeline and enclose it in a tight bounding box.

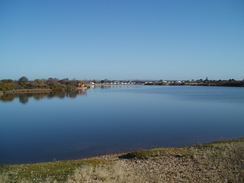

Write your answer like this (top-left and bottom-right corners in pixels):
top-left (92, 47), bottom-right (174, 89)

top-left (1, 77), bottom-right (244, 94)
top-left (145, 79), bottom-right (244, 87)
top-left (0, 76), bottom-right (88, 93)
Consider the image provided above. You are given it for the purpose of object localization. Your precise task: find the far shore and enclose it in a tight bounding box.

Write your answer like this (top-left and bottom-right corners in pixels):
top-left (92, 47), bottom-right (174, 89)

top-left (1, 81), bottom-right (244, 96)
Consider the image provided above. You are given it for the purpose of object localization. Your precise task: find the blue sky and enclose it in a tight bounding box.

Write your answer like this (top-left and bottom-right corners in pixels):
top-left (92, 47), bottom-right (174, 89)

top-left (0, 0), bottom-right (243, 81)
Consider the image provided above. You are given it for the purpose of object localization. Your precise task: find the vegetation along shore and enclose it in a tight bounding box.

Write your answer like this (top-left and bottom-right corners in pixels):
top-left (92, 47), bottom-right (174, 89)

top-left (0, 77), bottom-right (90, 95)
top-left (0, 137), bottom-right (243, 183)
top-left (1, 76), bottom-right (244, 96)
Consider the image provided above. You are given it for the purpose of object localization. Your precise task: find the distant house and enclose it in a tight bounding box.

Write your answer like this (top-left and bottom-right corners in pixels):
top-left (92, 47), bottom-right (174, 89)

top-left (77, 83), bottom-right (85, 88)
top-left (77, 83), bottom-right (81, 87)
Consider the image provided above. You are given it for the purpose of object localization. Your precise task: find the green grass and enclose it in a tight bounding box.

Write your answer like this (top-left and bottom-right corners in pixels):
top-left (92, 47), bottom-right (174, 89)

top-left (0, 159), bottom-right (108, 182)
top-left (127, 137), bottom-right (244, 158)
top-left (127, 147), bottom-right (193, 159)
top-left (206, 137), bottom-right (244, 144)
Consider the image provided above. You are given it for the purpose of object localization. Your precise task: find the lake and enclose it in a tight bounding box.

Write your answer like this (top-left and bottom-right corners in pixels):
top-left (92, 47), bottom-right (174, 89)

top-left (0, 85), bottom-right (244, 164)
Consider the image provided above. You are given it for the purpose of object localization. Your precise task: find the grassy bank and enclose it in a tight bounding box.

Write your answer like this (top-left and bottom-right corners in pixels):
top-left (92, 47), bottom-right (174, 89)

top-left (1, 137), bottom-right (243, 182)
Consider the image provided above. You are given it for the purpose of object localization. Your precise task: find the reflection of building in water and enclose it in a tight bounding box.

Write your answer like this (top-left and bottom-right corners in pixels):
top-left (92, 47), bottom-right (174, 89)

top-left (77, 89), bottom-right (86, 95)
top-left (89, 85), bottom-right (95, 88)
top-left (100, 85), bottom-right (112, 89)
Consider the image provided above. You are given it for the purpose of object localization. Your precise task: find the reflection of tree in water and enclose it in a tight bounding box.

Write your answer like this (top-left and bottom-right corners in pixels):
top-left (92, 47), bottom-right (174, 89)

top-left (56, 92), bottom-right (65, 99)
top-left (0, 94), bottom-right (15, 102)
top-left (0, 90), bottom-right (88, 103)
top-left (33, 93), bottom-right (46, 100)
top-left (19, 95), bottom-right (28, 104)
top-left (47, 92), bottom-right (58, 99)
top-left (46, 91), bottom-right (66, 99)
top-left (68, 92), bottom-right (77, 98)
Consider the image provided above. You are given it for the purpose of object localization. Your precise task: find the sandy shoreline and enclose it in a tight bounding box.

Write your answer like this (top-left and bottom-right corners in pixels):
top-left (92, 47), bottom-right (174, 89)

top-left (1, 137), bottom-right (243, 182)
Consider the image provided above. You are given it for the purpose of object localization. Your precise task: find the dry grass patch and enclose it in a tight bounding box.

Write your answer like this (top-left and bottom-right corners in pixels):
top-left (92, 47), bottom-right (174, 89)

top-left (188, 139), bottom-right (244, 183)
top-left (67, 161), bottom-right (144, 183)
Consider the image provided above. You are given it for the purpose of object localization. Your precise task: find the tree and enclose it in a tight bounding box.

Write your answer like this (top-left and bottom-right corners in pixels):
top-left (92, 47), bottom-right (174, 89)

top-left (69, 79), bottom-right (78, 86)
top-left (229, 79), bottom-right (235, 82)
top-left (0, 79), bottom-right (15, 91)
top-left (19, 76), bottom-right (28, 84)
top-left (34, 79), bottom-right (44, 84)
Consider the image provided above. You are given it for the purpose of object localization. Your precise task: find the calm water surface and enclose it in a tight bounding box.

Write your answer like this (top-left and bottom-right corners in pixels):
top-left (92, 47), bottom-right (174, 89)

top-left (0, 85), bottom-right (244, 164)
